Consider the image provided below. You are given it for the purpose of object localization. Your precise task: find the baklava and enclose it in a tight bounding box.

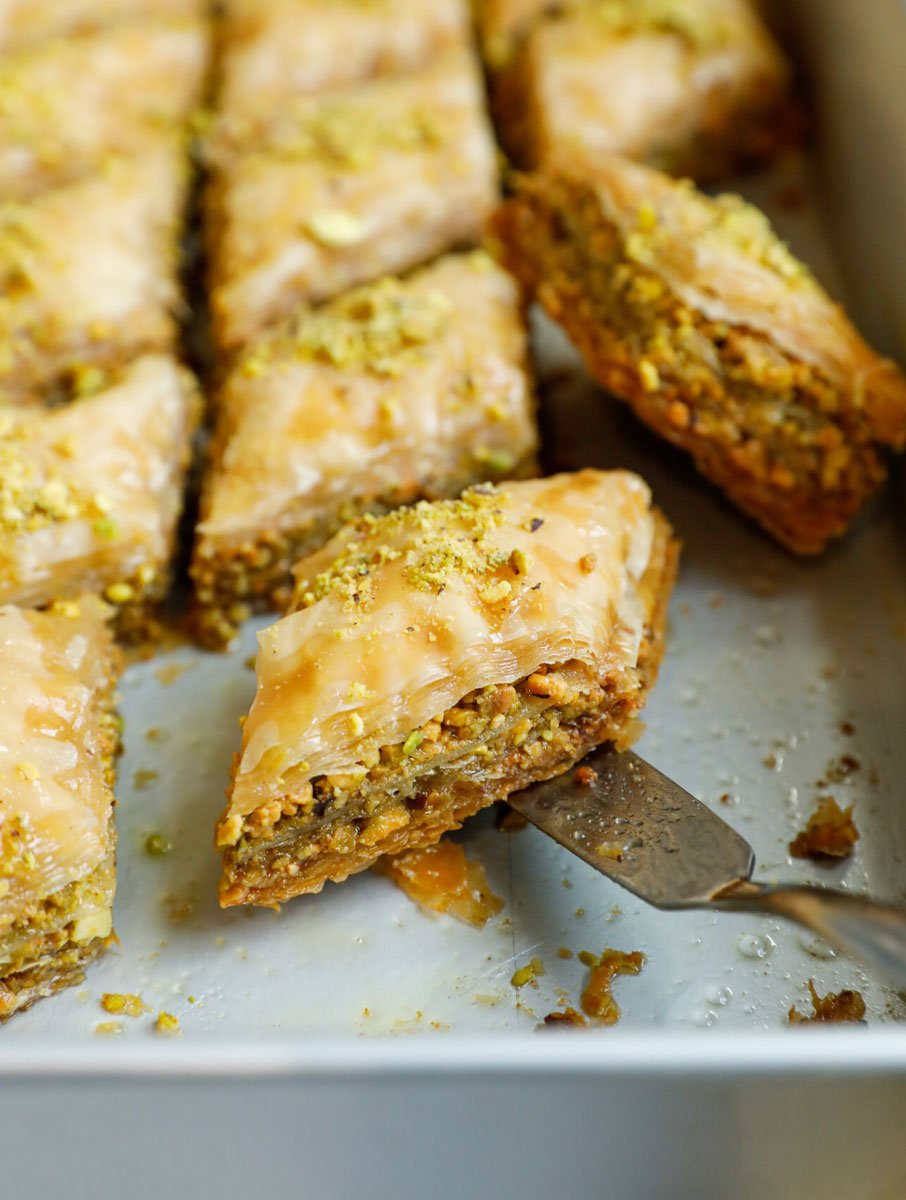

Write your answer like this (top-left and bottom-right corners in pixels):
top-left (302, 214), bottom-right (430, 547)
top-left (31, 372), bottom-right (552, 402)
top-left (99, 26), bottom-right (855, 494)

top-left (215, 0), bottom-right (469, 144)
top-left (206, 45), bottom-right (498, 353)
top-left (0, 15), bottom-right (208, 201)
top-left (191, 251), bottom-right (537, 647)
top-left (0, 355), bottom-right (200, 639)
top-left (217, 469), bottom-right (678, 907)
top-left (492, 160), bottom-right (906, 553)
top-left (482, 0), bottom-right (796, 180)
top-left (0, 143), bottom-right (188, 399)
top-left (0, 600), bottom-right (121, 1021)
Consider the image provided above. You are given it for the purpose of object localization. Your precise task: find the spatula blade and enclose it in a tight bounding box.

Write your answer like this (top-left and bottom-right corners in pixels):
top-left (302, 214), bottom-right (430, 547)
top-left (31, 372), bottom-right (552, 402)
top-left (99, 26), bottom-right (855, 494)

top-left (508, 748), bottom-right (755, 909)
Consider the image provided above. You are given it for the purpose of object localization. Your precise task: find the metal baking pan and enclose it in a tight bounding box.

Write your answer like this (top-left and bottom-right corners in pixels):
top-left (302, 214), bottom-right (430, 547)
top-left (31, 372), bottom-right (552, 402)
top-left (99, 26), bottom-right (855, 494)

top-left (3, 3), bottom-right (906, 1197)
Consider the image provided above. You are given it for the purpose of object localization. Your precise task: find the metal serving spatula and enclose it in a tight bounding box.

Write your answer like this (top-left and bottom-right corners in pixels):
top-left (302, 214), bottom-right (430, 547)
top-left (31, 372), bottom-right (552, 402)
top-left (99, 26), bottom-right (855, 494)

top-left (509, 747), bottom-right (906, 992)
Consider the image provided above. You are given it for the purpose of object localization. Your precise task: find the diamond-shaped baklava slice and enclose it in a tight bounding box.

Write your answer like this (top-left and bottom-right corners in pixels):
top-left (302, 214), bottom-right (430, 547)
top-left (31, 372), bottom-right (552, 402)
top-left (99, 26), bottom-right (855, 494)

top-left (191, 251), bottom-right (537, 647)
top-left (492, 159), bottom-right (906, 553)
top-left (206, 45), bottom-right (498, 353)
top-left (216, 470), bottom-right (678, 907)
top-left (216, 0), bottom-right (469, 147)
top-left (0, 15), bottom-right (208, 201)
top-left (0, 600), bottom-right (121, 1022)
top-left (483, 0), bottom-right (796, 180)
top-left (0, 143), bottom-right (188, 399)
top-left (0, 355), bottom-right (199, 639)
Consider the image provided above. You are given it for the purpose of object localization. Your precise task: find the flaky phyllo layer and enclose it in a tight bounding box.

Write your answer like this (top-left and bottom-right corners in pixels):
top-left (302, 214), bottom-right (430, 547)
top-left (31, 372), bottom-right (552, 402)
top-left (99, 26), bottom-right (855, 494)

top-left (0, 601), bottom-right (121, 1019)
top-left (217, 471), bottom-right (678, 906)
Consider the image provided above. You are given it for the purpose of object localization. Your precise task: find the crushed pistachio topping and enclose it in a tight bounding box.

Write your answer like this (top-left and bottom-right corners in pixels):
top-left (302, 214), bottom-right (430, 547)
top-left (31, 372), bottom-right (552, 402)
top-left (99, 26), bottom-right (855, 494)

top-left (0, 812), bottom-right (36, 876)
top-left (104, 582), bottom-right (134, 605)
top-left (243, 278), bottom-right (452, 380)
top-left (707, 194), bottom-right (816, 285)
top-left (0, 414), bottom-right (123, 557)
top-left (68, 363), bottom-right (109, 398)
top-left (101, 993), bottom-right (149, 1018)
top-left (267, 97), bottom-right (447, 170)
top-left (401, 730), bottom-right (424, 757)
top-left (0, 426), bottom-right (81, 536)
top-left (473, 446), bottom-right (516, 475)
top-left (155, 1010), bottom-right (181, 1036)
top-left (305, 209), bottom-right (365, 248)
top-left (93, 516), bottom-right (120, 541)
top-left (0, 202), bottom-right (41, 296)
top-left (511, 956), bottom-right (546, 988)
top-left (293, 486), bottom-right (512, 612)
top-left (628, 187), bottom-right (816, 290)
top-left (479, 578), bottom-right (512, 605)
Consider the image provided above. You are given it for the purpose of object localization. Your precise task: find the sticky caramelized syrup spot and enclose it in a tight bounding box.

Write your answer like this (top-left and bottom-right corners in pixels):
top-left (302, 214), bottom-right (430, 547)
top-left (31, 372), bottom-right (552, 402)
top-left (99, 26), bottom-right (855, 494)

top-left (789, 795), bottom-right (859, 859)
top-left (542, 1007), bottom-right (587, 1028)
top-left (376, 840), bottom-right (503, 928)
top-left (788, 980), bottom-right (866, 1024)
top-left (580, 949), bottom-right (645, 1025)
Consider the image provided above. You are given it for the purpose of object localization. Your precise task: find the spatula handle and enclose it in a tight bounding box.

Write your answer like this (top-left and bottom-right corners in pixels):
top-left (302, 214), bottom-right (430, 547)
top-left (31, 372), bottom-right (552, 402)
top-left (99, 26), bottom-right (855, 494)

top-left (714, 882), bottom-right (906, 993)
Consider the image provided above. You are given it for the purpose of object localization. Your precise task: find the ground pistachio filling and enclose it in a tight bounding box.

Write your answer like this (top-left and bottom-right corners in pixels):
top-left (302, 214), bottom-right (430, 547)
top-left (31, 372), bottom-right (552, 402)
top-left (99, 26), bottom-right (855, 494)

top-left (516, 183), bottom-right (885, 511)
top-left (220, 658), bottom-right (645, 904)
top-left (0, 837), bottom-right (115, 1021)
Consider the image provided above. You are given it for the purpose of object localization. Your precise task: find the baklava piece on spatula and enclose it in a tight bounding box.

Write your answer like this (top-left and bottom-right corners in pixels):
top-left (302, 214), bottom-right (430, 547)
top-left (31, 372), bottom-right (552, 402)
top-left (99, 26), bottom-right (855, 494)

top-left (0, 600), bottom-right (121, 1021)
top-left (216, 470), bottom-right (678, 907)
top-left (493, 159), bottom-right (906, 553)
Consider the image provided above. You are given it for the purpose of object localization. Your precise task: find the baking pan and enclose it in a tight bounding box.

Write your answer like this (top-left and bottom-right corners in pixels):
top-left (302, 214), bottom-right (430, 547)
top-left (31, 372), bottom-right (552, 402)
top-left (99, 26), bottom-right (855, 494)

top-left (3, 2), bottom-right (906, 1197)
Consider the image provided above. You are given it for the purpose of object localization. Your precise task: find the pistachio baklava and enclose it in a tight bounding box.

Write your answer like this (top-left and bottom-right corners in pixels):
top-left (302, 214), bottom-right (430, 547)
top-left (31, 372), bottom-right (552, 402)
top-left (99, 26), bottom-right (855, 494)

top-left (217, 470), bottom-right (678, 907)
top-left (0, 600), bottom-right (121, 1021)
top-left (206, 45), bottom-right (498, 353)
top-left (215, 0), bottom-right (469, 144)
top-left (0, 354), bottom-right (200, 639)
top-left (0, 143), bottom-right (190, 400)
top-left (481, 0), bottom-right (796, 180)
top-left (191, 251), bottom-right (537, 647)
top-left (0, 14), bottom-right (208, 201)
top-left (493, 160), bottom-right (906, 553)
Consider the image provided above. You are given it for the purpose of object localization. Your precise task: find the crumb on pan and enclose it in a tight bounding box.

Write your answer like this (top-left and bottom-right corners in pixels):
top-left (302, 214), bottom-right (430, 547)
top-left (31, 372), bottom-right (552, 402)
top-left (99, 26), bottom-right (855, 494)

top-left (100, 993), bottom-right (149, 1018)
top-left (541, 1007), bottom-right (587, 1029)
top-left (155, 1011), bottom-right (181, 1036)
top-left (580, 948), bottom-right (645, 1024)
top-left (789, 795), bottom-right (859, 860)
top-left (512, 956), bottom-right (546, 988)
top-left (788, 980), bottom-right (866, 1024)
top-left (573, 765), bottom-right (598, 786)
top-left (144, 833), bottom-right (172, 857)
top-left (94, 1021), bottom-right (124, 1037)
